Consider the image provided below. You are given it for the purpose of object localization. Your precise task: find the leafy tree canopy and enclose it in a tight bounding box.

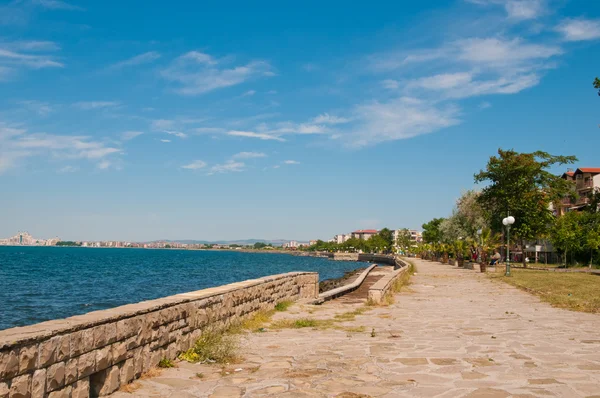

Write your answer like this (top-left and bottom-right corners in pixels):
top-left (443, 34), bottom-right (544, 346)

top-left (474, 148), bottom-right (577, 241)
top-left (422, 218), bottom-right (445, 243)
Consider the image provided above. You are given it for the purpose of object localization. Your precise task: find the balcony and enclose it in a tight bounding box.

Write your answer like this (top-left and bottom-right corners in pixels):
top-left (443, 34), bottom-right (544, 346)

top-left (560, 196), bottom-right (590, 207)
top-left (576, 180), bottom-right (594, 190)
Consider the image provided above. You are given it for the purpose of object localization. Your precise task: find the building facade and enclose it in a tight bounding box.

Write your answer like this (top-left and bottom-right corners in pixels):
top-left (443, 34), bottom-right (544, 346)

top-left (558, 168), bottom-right (600, 215)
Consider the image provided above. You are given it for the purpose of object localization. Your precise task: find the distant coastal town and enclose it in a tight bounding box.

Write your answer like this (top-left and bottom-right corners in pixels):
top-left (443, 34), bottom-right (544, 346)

top-left (0, 229), bottom-right (423, 251)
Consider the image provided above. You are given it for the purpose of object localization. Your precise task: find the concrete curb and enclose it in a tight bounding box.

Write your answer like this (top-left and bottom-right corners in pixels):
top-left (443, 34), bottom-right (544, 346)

top-left (312, 264), bottom-right (378, 304)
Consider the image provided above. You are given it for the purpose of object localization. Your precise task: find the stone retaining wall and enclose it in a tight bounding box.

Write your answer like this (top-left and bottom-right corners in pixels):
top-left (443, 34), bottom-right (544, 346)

top-left (332, 253), bottom-right (359, 261)
top-left (0, 272), bottom-right (318, 398)
top-left (367, 265), bottom-right (410, 304)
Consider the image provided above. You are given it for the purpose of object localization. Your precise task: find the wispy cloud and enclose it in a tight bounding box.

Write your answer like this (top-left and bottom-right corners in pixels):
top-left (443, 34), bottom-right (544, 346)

top-left (556, 18), bottom-right (600, 42)
top-left (165, 131), bottom-right (187, 138)
top-left (17, 100), bottom-right (54, 116)
top-left (209, 160), bottom-right (245, 174)
top-left (31, 0), bottom-right (83, 11)
top-left (466, 0), bottom-right (546, 20)
top-left (240, 90), bottom-right (256, 97)
top-left (341, 97), bottom-right (461, 148)
top-left (161, 51), bottom-right (273, 95)
top-left (0, 122), bottom-right (122, 173)
top-left (311, 113), bottom-right (351, 125)
top-left (226, 130), bottom-right (285, 141)
top-left (73, 101), bottom-right (120, 110)
top-left (283, 160), bottom-right (300, 165)
top-left (160, 139), bottom-right (171, 143)
top-left (232, 151), bottom-right (266, 159)
top-left (181, 160), bottom-right (207, 170)
top-left (58, 165), bottom-right (78, 173)
top-left (0, 39), bottom-right (63, 75)
top-left (108, 51), bottom-right (161, 70)
top-left (121, 131), bottom-right (143, 141)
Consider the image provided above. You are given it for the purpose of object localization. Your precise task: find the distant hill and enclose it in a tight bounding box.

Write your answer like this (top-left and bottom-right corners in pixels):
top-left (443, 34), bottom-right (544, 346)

top-left (147, 239), bottom-right (290, 246)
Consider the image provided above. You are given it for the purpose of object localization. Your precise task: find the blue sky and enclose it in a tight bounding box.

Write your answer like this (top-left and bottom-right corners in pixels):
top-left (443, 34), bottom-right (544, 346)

top-left (1, 0), bottom-right (599, 242)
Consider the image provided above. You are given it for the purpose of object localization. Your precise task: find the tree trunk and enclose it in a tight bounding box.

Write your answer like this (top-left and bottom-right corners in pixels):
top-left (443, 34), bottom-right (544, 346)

top-left (521, 239), bottom-right (527, 268)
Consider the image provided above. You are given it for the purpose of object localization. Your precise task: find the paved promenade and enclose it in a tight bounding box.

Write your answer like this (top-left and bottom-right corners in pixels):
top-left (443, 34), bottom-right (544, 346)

top-left (113, 259), bottom-right (600, 398)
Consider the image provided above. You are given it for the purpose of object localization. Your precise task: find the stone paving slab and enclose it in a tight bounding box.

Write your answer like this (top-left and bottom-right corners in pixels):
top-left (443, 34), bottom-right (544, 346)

top-left (111, 259), bottom-right (600, 398)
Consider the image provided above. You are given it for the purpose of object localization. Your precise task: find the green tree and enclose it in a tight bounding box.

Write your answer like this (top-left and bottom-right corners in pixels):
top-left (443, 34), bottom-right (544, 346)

top-left (549, 211), bottom-right (583, 266)
top-left (253, 242), bottom-right (268, 249)
top-left (422, 218), bottom-right (445, 243)
top-left (594, 77), bottom-right (600, 96)
top-left (395, 228), bottom-right (412, 254)
top-left (378, 228), bottom-right (394, 251)
top-left (475, 149), bottom-right (577, 266)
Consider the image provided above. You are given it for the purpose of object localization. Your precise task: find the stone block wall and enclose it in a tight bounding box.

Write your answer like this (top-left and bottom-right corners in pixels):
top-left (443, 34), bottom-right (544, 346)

top-left (0, 272), bottom-right (318, 397)
top-left (367, 266), bottom-right (410, 304)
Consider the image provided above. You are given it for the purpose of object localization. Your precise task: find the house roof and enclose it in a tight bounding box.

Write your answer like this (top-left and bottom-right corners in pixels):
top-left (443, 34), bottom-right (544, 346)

top-left (574, 168), bottom-right (600, 175)
top-left (352, 229), bottom-right (378, 234)
top-left (562, 171), bottom-right (575, 177)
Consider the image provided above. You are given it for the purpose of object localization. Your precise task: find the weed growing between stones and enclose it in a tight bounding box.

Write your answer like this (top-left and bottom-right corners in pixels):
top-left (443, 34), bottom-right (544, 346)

top-left (270, 318), bottom-right (335, 330)
top-left (179, 328), bottom-right (239, 364)
top-left (334, 307), bottom-right (367, 321)
top-left (158, 358), bottom-right (175, 368)
top-left (275, 300), bottom-right (294, 311)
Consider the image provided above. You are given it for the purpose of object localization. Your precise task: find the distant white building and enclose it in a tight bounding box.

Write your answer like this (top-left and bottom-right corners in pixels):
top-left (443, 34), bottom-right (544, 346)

top-left (393, 229), bottom-right (423, 247)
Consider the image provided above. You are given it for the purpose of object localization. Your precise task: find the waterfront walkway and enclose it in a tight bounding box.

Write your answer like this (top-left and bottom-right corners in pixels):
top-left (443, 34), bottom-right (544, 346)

top-left (112, 259), bottom-right (600, 398)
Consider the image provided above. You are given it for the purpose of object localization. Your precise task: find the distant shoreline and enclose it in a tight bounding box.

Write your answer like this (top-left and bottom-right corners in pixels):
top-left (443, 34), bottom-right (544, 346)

top-left (0, 245), bottom-right (329, 257)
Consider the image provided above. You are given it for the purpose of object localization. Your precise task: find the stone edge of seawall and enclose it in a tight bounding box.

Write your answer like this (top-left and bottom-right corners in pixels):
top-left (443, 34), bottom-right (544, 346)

top-left (316, 264), bottom-right (378, 303)
top-left (367, 258), bottom-right (411, 304)
top-left (0, 271), bottom-right (319, 397)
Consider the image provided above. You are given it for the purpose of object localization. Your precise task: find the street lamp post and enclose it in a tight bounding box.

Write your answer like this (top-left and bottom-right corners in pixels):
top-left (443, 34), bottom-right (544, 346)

top-left (477, 229), bottom-right (483, 262)
top-left (502, 216), bottom-right (515, 276)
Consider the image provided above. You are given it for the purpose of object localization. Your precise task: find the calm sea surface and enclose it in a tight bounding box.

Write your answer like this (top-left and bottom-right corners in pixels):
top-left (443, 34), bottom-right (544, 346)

top-left (0, 246), bottom-right (364, 331)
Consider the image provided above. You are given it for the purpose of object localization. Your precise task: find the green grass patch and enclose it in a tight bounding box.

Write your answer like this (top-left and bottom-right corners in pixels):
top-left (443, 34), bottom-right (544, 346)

top-left (275, 300), bottom-right (294, 312)
top-left (158, 358), bottom-right (175, 368)
top-left (178, 328), bottom-right (239, 364)
top-left (270, 318), bottom-right (336, 330)
top-left (490, 269), bottom-right (600, 313)
top-left (333, 307), bottom-right (368, 321)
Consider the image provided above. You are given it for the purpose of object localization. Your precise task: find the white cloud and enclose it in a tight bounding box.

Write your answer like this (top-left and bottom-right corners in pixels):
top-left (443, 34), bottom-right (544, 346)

top-left (194, 127), bottom-right (225, 134)
top-left (97, 160), bottom-right (112, 170)
top-left (181, 160), bottom-right (207, 170)
top-left (240, 90), bottom-right (256, 97)
top-left (0, 122), bottom-right (122, 173)
top-left (31, 0), bottom-right (83, 10)
top-left (210, 160), bottom-right (245, 173)
top-left (226, 130), bottom-right (285, 141)
top-left (273, 165), bottom-right (280, 169)
top-left (479, 101), bottom-right (492, 109)
top-left (0, 47), bottom-right (63, 69)
top-left (73, 101), bottom-right (120, 110)
top-left (151, 119), bottom-right (175, 130)
top-left (456, 38), bottom-right (561, 67)
top-left (2, 40), bottom-right (60, 52)
top-left (17, 100), bottom-right (54, 116)
top-left (311, 113), bottom-right (351, 125)
top-left (58, 165), bottom-right (78, 173)
top-left (556, 18), bottom-right (600, 42)
top-left (411, 72), bottom-right (474, 90)
top-left (161, 51), bottom-right (273, 95)
top-left (381, 79), bottom-right (400, 89)
top-left (284, 160), bottom-right (300, 165)
top-left (121, 131), bottom-right (143, 141)
top-left (232, 151), bottom-right (266, 159)
top-left (160, 139), bottom-right (171, 143)
top-left (466, 0), bottom-right (545, 20)
top-left (342, 97), bottom-right (461, 148)
top-left (165, 131), bottom-right (187, 138)
top-left (109, 51), bottom-right (161, 70)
